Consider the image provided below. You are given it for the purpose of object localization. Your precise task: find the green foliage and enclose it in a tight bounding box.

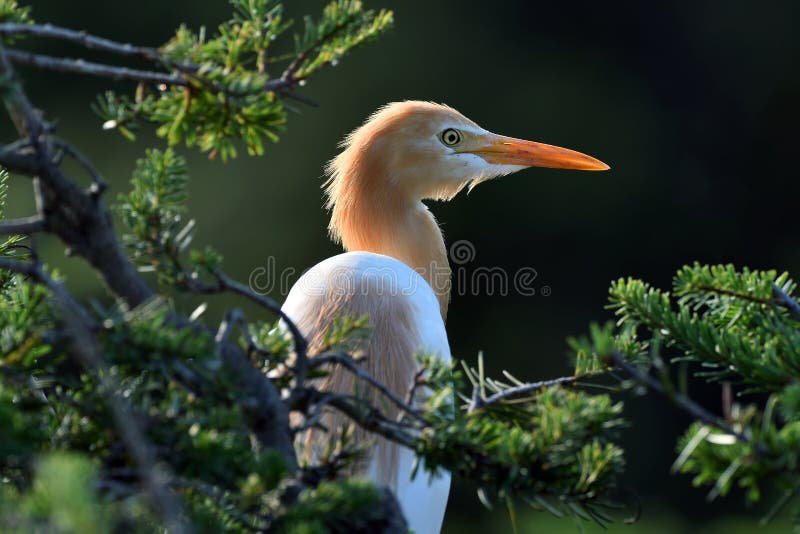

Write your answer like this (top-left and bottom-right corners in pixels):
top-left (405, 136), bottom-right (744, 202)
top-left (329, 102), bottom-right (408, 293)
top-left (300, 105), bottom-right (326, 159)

top-left (0, 454), bottom-right (113, 534)
top-left (114, 148), bottom-right (192, 279)
top-left (0, 0), bottom-right (31, 25)
top-left (0, 287), bottom-right (305, 530)
top-left (274, 479), bottom-right (384, 533)
top-left (571, 321), bottom-right (647, 375)
top-left (92, 0), bottom-right (393, 161)
top-left (115, 149), bottom-right (189, 251)
top-left (608, 265), bottom-right (799, 388)
top-left (575, 263), bottom-right (800, 525)
top-left (674, 411), bottom-right (800, 505)
top-left (0, 382), bottom-right (50, 469)
top-left (0, 274), bottom-right (52, 364)
top-left (114, 148), bottom-right (224, 289)
top-left (409, 354), bottom-right (627, 525)
top-left (0, 168), bottom-right (53, 362)
top-left (292, 0), bottom-right (395, 78)
top-left (0, 169), bottom-right (34, 288)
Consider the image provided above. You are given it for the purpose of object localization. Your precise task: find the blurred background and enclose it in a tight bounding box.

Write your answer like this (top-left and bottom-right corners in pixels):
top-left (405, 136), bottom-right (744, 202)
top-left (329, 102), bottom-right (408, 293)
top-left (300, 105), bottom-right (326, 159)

top-left (4, 0), bottom-right (799, 531)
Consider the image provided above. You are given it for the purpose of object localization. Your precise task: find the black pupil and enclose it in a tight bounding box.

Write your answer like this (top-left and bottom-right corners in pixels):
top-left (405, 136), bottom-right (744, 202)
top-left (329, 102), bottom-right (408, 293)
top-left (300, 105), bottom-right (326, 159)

top-left (445, 130), bottom-right (458, 144)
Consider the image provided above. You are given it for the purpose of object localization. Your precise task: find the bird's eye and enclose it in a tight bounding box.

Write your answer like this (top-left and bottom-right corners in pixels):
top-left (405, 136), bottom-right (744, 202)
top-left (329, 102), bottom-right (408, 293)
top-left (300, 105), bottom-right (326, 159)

top-left (440, 128), bottom-right (463, 147)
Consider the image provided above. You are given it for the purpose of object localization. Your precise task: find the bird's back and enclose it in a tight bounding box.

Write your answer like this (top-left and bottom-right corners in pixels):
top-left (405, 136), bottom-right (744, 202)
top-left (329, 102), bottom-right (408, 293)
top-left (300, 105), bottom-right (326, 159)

top-left (281, 251), bottom-right (451, 534)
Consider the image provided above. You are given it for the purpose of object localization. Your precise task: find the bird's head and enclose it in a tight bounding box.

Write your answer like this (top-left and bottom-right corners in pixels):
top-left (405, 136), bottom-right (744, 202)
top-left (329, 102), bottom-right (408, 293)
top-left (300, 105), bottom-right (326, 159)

top-left (325, 100), bottom-right (609, 206)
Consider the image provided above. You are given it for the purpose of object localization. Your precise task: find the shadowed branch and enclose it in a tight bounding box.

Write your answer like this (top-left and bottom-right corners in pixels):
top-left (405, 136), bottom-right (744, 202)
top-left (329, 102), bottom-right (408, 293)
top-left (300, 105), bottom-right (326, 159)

top-left (608, 351), bottom-right (768, 455)
top-left (0, 214), bottom-right (45, 234)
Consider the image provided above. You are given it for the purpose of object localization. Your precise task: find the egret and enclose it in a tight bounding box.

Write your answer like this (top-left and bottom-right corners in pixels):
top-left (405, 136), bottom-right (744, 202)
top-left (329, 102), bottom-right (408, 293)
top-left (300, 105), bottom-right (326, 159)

top-left (281, 101), bottom-right (609, 533)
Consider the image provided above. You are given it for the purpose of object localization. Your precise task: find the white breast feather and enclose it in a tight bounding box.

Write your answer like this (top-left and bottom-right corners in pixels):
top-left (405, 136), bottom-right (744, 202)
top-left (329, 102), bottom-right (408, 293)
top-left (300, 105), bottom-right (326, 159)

top-left (282, 251), bottom-right (452, 534)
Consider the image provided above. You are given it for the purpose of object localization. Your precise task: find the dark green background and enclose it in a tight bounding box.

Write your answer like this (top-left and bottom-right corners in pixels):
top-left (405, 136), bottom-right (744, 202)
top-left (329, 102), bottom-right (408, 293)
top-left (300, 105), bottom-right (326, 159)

top-left (4, 1), bottom-right (798, 531)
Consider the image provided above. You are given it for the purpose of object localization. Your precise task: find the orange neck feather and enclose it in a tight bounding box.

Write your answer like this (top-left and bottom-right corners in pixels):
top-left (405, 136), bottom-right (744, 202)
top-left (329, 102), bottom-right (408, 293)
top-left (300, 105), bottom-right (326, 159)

top-left (325, 141), bottom-right (451, 319)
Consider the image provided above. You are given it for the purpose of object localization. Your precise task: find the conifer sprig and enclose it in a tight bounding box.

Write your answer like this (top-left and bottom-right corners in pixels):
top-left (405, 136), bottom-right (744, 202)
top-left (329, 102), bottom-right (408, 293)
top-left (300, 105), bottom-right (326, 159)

top-left (573, 264), bottom-right (800, 525)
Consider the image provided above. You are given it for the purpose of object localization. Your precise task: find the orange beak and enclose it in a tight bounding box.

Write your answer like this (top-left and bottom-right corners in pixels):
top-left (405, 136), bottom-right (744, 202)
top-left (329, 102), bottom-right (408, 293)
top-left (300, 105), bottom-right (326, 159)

top-left (464, 133), bottom-right (610, 171)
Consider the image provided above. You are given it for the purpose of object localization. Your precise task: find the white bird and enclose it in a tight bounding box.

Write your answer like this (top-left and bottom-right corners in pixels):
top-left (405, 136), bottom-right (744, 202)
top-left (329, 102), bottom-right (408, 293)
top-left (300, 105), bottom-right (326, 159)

top-left (281, 101), bottom-right (609, 533)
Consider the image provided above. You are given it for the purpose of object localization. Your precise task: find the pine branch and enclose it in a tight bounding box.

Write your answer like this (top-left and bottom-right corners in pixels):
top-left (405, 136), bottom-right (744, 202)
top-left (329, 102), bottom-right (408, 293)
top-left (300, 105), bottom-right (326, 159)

top-left (0, 256), bottom-right (189, 533)
top-left (692, 283), bottom-right (800, 322)
top-left (480, 373), bottom-right (589, 408)
top-left (0, 22), bottom-right (311, 106)
top-left (52, 138), bottom-right (108, 193)
top-left (280, 18), bottom-right (350, 82)
top-left (0, 22), bottom-right (299, 97)
top-left (0, 41), bottom-right (299, 469)
top-left (404, 367), bottom-right (427, 407)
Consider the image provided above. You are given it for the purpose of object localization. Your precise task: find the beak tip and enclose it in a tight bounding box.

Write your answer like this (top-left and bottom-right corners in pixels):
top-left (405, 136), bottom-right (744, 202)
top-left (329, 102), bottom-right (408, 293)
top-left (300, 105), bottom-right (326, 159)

top-left (588, 158), bottom-right (610, 171)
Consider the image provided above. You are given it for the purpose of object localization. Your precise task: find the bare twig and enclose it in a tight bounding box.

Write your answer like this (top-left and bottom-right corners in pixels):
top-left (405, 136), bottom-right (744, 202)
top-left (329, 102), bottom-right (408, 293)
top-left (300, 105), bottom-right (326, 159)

top-left (772, 283), bottom-right (800, 322)
top-left (279, 90), bottom-right (319, 108)
top-left (190, 273), bottom-right (312, 426)
top-left (0, 23), bottom-right (162, 61)
top-left (215, 309), bottom-right (263, 357)
top-left (218, 272), bottom-right (308, 355)
top-left (480, 374), bottom-right (587, 407)
top-left (693, 285), bottom-right (776, 306)
top-left (290, 405), bottom-right (329, 436)
top-left (321, 392), bottom-right (418, 449)
top-left (280, 19), bottom-right (351, 82)
top-left (187, 271), bottom-right (308, 358)
top-left (310, 353), bottom-right (426, 424)
top-left (609, 351), bottom-right (768, 455)
top-left (0, 214), bottom-right (45, 234)
top-left (467, 383), bottom-right (483, 413)
top-left (5, 48), bottom-right (188, 87)
top-left (52, 138), bottom-right (108, 193)
top-left (722, 382), bottom-right (732, 423)
top-left (404, 367), bottom-right (426, 407)
top-left (0, 23), bottom-right (263, 95)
